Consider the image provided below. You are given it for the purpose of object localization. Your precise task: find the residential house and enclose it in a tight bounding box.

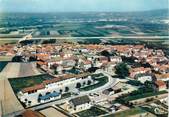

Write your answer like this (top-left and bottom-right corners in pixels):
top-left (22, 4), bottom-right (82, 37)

top-left (81, 60), bottom-right (92, 70)
top-left (129, 67), bottom-right (152, 79)
top-left (155, 73), bottom-right (169, 81)
top-left (154, 80), bottom-right (167, 91)
top-left (68, 95), bottom-right (92, 113)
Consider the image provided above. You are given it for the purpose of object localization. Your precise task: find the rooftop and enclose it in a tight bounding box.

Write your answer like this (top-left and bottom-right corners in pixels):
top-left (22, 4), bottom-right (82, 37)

top-left (69, 95), bottom-right (91, 106)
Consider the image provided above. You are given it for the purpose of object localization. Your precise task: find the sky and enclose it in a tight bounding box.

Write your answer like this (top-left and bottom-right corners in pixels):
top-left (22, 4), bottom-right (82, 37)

top-left (0, 0), bottom-right (168, 13)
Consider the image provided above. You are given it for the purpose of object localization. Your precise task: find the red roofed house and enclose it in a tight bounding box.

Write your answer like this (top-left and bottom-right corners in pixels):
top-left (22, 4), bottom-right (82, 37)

top-left (154, 80), bottom-right (167, 91)
top-left (129, 67), bottom-right (151, 79)
top-left (81, 60), bottom-right (92, 70)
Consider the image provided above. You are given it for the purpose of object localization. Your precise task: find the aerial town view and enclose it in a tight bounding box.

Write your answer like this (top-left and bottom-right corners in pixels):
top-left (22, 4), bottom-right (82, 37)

top-left (0, 0), bottom-right (169, 117)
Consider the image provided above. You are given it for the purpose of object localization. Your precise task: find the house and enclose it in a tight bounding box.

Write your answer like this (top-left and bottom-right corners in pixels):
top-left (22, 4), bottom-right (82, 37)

top-left (102, 84), bottom-right (122, 95)
top-left (102, 88), bottom-right (114, 96)
top-left (68, 95), bottom-right (92, 113)
top-left (110, 103), bottom-right (122, 113)
top-left (155, 73), bottom-right (169, 81)
top-left (62, 59), bottom-right (76, 67)
top-left (136, 74), bottom-right (152, 83)
top-left (47, 57), bottom-right (63, 68)
top-left (154, 80), bottom-right (167, 91)
top-left (36, 53), bottom-right (50, 61)
top-left (154, 64), bottom-right (169, 74)
top-left (21, 84), bottom-right (45, 95)
top-left (94, 56), bottom-right (108, 68)
top-left (110, 56), bottom-right (122, 63)
top-left (129, 67), bottom-right (151, 79)
top-left (81, 60), bottom-right (92, 70)
top-left (99, 56), bottom-right (109, 63)
top-left (36, 61), bottom-right (47, 67)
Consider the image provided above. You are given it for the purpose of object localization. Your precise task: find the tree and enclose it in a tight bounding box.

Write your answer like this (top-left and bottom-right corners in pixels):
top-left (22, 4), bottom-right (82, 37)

top-left (28, 101), bottom-right (32, 106)
top-left (24, 98), bottom-right (28, 102)
top-left (59, 89), bottom-right (63, 94)
top-left (65, 87), bottom-right (69, 92)
top-left (54, 69), bottom-right (58, 75)
top-left (87, 67), bottom-right (98, 73)
top-left (87, 80), bottom-right (92, 85)
top-left (144, 81), bottom-right (153, 88)
top-left (115, 62), bottom-right (129, 78)
top-left (100, 50), bottom-right (111, 61)
top-left (76, 82), bottom-right (81, 89)
top-left (38, 93), bottom-right (42, 97)
top-left (29, 56), bottom-right (37, 61)
top-left (83, 82), bottom-right (86, 86)
top-left (46, 92), bottom-right (51, 95)
top-left (100, 50), bottom-right (111, 57)
top-left (38, 98), bottom-right (41, 103)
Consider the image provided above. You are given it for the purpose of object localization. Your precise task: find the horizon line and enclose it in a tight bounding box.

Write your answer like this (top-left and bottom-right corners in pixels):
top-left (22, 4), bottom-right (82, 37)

top-left (0, 8), bottom-right (168, 14)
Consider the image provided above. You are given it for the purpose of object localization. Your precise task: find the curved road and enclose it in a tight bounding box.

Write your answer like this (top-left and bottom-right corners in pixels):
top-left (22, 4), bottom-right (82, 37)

top-left (31, 70), bottom-right (118, 110)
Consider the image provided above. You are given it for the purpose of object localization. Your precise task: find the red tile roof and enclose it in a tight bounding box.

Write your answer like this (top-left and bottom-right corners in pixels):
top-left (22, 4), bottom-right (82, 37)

top-left (22, 84), bottom-right (45, 93)
top-left (155, 80), bottom-right (166, 87)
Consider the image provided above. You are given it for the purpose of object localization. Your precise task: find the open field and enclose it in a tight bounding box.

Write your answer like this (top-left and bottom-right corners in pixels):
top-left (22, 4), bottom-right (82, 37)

top-left (0, 40), bottom-right (17, 45)
top-left (40, 107), bottom-right (68, 117)
top-left (0, 62), bottom-right (42, 78)
top-left (0, 77), bottom-right (24, 116)
top-left (9, 74), bottom-right (53, 93)
top-left (0, 56), bottom-right (13, 61)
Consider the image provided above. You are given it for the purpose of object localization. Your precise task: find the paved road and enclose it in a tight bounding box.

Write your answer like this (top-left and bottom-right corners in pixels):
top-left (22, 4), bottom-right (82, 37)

top-left (80, 70), bottom-right (118, 95)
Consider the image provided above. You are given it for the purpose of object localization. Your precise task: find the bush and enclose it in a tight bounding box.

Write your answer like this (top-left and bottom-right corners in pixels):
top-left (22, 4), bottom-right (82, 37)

top-left (115, 62), bottom-right (129, 78)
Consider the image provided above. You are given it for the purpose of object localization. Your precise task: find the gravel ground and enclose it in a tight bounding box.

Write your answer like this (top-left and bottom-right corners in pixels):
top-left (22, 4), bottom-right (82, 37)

top-left (1, 62), bottom-right (41, 78)
top-left (0, 62), bottom-right (42, 116)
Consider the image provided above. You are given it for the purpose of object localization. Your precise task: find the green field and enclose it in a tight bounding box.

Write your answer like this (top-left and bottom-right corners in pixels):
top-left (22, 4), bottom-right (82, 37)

top-left (116, 89), bottom-right (168, 103)
top-left (9, 74), bottom-right (53, 93)
top-left (80, 76), bottom-right (108, 91)
top-left (76, 106), bottom-right (107, 117)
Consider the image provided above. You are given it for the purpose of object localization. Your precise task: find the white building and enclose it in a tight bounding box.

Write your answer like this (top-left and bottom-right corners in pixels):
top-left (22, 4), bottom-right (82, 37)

top-left (68, 95), bottom-right (92, 113)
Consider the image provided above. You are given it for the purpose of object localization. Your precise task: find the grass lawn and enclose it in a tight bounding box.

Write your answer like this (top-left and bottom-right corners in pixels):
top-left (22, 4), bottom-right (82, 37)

top-left (80, 76), bottom-right (108, 91)
top-left (61, 93), bottom-right (71, 99)
top-left (76, 106), bottom-right (107, 117)
top-left (104, 107), bottom-right (146, 117)
top-left (116, 87), bottom-right (168, 104)
top-left (124, 90), bottom-right (168, 102)
top-left (0, 61), bottom-right (8, 72)
top-left (9, 74), bottom-right (53, 93)
top-left (91, 73), bottom-right (104, 78)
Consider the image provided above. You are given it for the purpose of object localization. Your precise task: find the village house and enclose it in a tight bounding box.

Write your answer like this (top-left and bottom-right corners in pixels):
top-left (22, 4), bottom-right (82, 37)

top-left (154, 80), bottom-right (167, 91)
top-left (155, 73), bottom-right (169, 81)
top-left (102, 82), bottom-right (122, 95)
top-left (110, 56), bottom-right (122, 63)
top-left (68, 95), bottom-right (92, 113)
top-left (136, 73), bottom-right (152, 83)
top-left (153, 64), bottom-right (169, 74)
top-left (80, 60), bottom-right (92, 70)
top-left (129, 67), bottom-right (152, 79)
